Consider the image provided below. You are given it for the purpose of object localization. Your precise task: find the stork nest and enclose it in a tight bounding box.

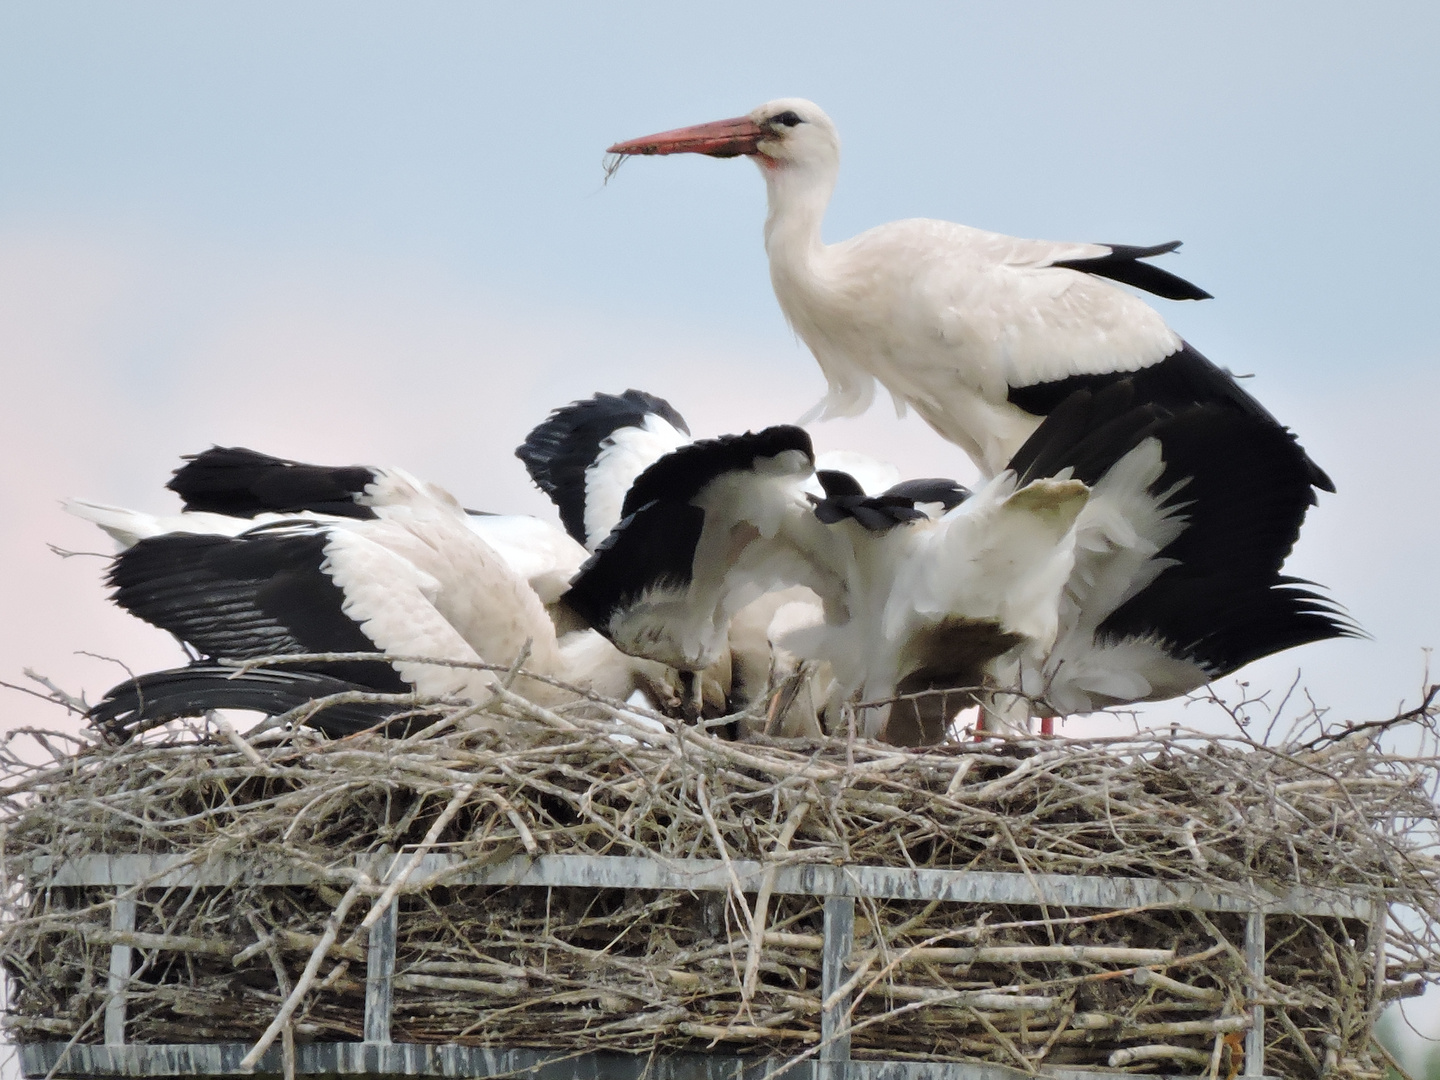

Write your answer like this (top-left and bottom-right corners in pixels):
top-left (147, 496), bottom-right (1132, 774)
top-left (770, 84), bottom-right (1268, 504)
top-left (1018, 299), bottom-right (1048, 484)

top-left (2, 677), bottom-right (1439, 1079)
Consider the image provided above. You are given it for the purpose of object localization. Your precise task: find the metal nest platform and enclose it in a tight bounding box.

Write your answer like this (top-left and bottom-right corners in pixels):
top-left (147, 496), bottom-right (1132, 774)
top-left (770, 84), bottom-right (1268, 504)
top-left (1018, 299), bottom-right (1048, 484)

top-left (4, 707), bottom-right (1433, 1080)
top-left (17, 849), bottom-right (1371, 1079)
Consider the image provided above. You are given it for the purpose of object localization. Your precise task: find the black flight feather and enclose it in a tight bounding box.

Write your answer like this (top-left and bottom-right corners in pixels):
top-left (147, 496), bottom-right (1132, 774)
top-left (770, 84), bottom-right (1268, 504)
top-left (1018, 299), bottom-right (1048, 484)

top-left (89, 664), bottom-right (433, 742)
top-left (1091, 404), bottom-right (1358, 672)
top-left (1050, 241), bottom-right (1213, 302)
top-left (811, 473), bottom-right (971, 532)
top-left (1010, 385), bottom-right (1356, 676)
top-left (565, 426), bottom-right (814, 634)
top-left (619, 426), bottom-right (813, 517)
top-left (516, 389), bottom-right (690, 546)
top-left (107, 528), bottom-right (406, 692)
top-left (1006, 342), bottom-right (1334, 493)
top-left (563, 502), bottom-right (707, 635)
top-left (168, 446), bottom-right (379, 519)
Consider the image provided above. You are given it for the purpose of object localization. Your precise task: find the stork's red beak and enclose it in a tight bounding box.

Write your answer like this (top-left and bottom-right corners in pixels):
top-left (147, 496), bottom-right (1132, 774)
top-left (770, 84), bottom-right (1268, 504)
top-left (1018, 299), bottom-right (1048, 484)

top-left (607, 116), bottom-right (764, 159)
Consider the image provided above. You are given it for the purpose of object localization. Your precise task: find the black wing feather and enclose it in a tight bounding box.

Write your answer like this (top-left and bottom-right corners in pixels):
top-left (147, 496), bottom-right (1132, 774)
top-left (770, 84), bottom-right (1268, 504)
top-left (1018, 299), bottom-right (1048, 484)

top-left (516, 390), bottom-right (690, 545)
top-left (1092, 405), bottom-right (1358, 672)
top-left (1050, 241), bottom-right (1213, 302)
top-left (89, 665), bottom-right (434, 741)
top-left (168, 446), bottom-right (379, 519)
top-left (1010, 385), bottom-right (1355, 675)
top-left (563, 502), bottom-right (706, 635)
top-left (1006, 342), bottom-right (1334, 493)
top-left (620, 426), bottom-right (812, 517)
top-left (565, 426), bottom-right (814, 635)
top-left (810, 473), bottom-right (971, 533)
top-left (107, 529), bottom-right (405, 692)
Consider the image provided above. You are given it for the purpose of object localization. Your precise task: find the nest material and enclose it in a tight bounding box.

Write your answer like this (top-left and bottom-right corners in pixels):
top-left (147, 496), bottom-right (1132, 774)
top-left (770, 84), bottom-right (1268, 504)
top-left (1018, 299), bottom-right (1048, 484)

top-left (2, 687), bottom-right (1438, 1079)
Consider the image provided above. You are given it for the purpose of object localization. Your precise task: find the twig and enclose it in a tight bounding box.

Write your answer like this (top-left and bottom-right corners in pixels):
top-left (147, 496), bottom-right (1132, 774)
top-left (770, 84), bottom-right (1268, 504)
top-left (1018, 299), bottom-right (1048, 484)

top-left (238, 878), bottom-right (368, 1069)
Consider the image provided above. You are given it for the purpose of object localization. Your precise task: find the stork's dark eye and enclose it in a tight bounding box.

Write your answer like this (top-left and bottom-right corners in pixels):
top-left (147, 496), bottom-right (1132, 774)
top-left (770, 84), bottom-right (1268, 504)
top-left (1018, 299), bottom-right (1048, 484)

top-left (770, 110), bottom-right (804, 128)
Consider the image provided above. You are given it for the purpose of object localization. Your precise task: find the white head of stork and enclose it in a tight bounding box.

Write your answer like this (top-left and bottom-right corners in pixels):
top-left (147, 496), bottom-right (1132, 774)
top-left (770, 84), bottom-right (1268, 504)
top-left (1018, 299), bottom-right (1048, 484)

top-left (606, 100), bottom-right (1332, 499)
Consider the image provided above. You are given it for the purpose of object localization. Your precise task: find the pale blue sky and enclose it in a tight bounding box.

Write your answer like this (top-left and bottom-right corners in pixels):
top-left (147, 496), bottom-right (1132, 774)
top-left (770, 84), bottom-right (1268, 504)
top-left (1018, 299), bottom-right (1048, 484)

top-left (3, 2), bottom-right (1437, 362)
top-left (1, 1), bottom-right (1439, 1063)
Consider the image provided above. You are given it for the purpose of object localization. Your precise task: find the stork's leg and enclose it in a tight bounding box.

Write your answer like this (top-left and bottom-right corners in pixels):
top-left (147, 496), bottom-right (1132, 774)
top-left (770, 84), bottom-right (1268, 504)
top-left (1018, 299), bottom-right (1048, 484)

top-left (680, 670), bottom-right (703, 724)
top-left (977, 689), bottom-right (1034, 736)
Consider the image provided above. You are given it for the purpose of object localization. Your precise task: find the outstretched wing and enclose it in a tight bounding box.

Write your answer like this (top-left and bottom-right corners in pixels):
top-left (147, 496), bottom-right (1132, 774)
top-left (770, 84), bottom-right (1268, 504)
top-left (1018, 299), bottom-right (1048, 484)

top-left (516, 389), bottom-right (691, 549)
top-left (108, 525), bottom-right (405, 691)
top-left (1004, 382), bottom-right (1356, 712)
top-left (105, 519), bottom-right (520, 702)
top-left (167, 446), bottom-right (382, 518)
top-left (564, 426), bottom-right (842, 670)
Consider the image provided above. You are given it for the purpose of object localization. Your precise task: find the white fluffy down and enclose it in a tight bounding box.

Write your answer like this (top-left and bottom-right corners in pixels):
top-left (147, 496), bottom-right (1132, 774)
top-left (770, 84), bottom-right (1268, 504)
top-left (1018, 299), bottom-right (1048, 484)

top-left (996, 439), bottom-right (1210, 716)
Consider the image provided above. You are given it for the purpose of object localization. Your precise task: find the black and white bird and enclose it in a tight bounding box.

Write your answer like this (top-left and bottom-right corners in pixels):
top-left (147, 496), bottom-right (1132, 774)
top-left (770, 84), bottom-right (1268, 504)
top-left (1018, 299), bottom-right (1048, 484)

top-left (161, 444), bottom-right (592, 606)
top-left (562, 424), bottom-right (1091, 745)
top-left (70, 450), bottom-right (680, 739)
top-left (515, 389), bottom-right (901, 552)
top-left (606, 99), bottom-right (1332, 494)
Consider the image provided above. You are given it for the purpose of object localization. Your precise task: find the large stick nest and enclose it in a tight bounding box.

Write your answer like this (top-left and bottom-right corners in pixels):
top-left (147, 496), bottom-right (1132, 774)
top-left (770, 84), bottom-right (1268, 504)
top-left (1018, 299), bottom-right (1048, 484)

top-left (2, 683), bottom-right (1439, 1078)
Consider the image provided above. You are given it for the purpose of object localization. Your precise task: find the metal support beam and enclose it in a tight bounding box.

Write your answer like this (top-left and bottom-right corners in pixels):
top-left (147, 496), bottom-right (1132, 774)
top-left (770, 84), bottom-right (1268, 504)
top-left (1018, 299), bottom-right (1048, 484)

top-left (32, 852), bottom-right (1371, 918)
top-left (1244, 910), bottom-right (1265, 1078)
top-left (104, 896), bottom-right (136, 1047)
top-left (821, 895), bottom-right (855, 1080)
top-left (363, 898), bottom-right (397, 1045)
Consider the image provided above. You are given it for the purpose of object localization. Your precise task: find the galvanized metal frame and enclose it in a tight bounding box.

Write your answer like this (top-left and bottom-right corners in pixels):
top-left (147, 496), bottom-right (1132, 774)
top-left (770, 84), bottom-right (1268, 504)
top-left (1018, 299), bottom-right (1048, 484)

top-left (30, 852), bottom-right (1373, 918)
top-left (22, 851), bottom-right (1372, 1079)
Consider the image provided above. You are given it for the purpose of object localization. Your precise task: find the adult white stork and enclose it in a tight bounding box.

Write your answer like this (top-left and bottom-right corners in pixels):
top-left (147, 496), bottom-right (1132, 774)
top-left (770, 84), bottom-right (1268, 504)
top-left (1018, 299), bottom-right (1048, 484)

top-left (606, 99), bottom-right (1332, 495)
top-left (71, 451), bottom-right (681, 739)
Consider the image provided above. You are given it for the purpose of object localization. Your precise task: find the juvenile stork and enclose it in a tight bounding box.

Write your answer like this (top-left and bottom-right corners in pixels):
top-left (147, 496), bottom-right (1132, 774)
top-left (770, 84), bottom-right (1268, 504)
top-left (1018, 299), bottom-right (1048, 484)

top-left (516, 390), bottom-right (902, 732)
top-left (606, 99), bottom-right (1331, 495)
top-left (70, 450), bottom-right (680, 739)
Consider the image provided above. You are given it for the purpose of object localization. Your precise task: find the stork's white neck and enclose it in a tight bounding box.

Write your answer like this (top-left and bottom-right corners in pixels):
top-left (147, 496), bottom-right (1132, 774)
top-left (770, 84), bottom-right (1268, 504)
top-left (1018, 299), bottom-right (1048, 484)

top-left (759, 158), bottom-right (835, 275)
